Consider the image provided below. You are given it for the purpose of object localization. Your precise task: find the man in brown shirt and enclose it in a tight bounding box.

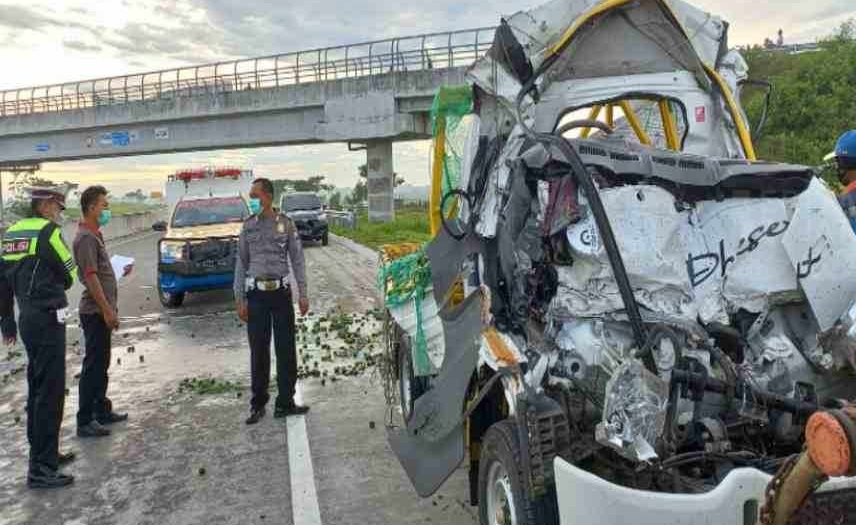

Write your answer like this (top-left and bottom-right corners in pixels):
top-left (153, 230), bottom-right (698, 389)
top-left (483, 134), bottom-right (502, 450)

top-left (73, 186), bottom-right (132, 437)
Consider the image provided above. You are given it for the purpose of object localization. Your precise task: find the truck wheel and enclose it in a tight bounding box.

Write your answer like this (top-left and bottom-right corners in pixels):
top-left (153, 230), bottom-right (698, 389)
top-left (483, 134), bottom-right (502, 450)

top-left (479, 420), bottom-right (558, 525)
top-left (157, 276), bottom-right (184, 307)
top-left (398, 332), bottom-right (430, 424)
top-left (322, 233), bottom-right (329, 246)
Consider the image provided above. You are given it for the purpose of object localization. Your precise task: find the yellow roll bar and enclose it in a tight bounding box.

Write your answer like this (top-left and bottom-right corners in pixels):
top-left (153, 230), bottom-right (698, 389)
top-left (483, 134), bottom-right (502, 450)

top-left (658, 99), bottom-right (680, 151)
top-left (702, 64), bottom-right (757, 160)
top-left (430, 116), bottom-right (446, 236)
top-left (580, 105), bottom-right (603, 138)
top-left (618, 100), bottom-right (653, 146)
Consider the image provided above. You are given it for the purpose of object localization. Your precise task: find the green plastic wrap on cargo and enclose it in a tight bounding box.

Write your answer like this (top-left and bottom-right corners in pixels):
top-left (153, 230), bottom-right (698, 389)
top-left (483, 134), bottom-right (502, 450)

top-left (378, 247), bottom-right (433, 376)
top-left (431, 85), bottom-right (473, 215)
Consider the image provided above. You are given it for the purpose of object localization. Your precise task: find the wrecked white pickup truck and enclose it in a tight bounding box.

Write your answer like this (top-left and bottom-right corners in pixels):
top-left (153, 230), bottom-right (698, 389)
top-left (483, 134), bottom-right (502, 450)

top-left (378, 1), bottom-right (856, 524)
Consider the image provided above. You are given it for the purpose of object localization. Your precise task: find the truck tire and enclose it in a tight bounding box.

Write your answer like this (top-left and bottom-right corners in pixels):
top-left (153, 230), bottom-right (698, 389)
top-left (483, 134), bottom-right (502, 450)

top-left (479, 420), bottom-right (559, 525)
top-left (157, 275), bottom-right (185, 308)
top-left (322, 233), bottom-right (329, 246)
top-left (398, 331), bottom-right (430, 424)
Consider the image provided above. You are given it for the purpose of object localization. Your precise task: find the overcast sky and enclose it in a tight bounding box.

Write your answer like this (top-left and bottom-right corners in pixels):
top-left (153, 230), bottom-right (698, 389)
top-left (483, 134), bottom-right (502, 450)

top-left (0, 0), bottom-right (853, 196)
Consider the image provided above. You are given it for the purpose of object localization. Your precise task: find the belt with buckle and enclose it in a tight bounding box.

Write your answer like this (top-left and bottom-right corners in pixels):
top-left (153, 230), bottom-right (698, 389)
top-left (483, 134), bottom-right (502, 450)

top-left (246, 277), bottom-right (289, 292)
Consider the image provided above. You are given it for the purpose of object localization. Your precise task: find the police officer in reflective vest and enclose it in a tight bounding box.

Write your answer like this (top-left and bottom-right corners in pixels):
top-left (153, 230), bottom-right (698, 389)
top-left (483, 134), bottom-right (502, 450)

top-left (0, 188), bottom-right (76, 489)
top-left (234, 178), bottom-right (310, 425)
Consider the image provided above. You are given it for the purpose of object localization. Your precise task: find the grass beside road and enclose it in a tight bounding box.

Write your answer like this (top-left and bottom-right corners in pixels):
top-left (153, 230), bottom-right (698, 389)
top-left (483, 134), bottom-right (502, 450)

top-left (64, 202), bottom-right (163, 220)
top-left (330, 207), bottom-right (432, 251)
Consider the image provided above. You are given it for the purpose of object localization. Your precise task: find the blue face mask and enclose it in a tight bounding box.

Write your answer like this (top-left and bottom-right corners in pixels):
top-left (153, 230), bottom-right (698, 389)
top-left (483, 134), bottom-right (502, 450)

top-left (248, 198), bottom-right (261, 215)
top-left (98, 209), bottom-right (112, 226)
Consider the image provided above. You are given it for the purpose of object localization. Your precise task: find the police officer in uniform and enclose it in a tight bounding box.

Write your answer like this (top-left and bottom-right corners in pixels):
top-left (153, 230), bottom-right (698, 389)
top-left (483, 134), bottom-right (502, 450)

top-left (0, 188), bottom-right (77, 488)
top-left (234, 178), bottom-right (310, 425)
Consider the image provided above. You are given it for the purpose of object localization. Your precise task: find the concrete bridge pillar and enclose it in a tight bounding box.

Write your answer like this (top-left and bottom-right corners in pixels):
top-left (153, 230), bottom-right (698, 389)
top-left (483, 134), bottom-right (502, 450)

top-left (366, 141), bottom-right (395, 223)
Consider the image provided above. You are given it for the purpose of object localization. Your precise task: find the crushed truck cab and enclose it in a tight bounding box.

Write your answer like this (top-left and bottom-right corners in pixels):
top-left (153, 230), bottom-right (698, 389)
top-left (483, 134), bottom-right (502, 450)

top-left (378, 1), bottom-right (856, 524)
top-left (156, 195), bottom-right (248, 307)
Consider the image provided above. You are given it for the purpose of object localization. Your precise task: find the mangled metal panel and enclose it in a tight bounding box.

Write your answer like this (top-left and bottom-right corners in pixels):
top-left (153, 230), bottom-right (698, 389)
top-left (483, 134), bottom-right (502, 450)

top-left (470, 0), bottom-right (727, 87)
top-left (689, 197), bottom-right (798, 322)
top-left (543, 0), bottom-right (708, 87)
top-left (560, 185), bottom-right (696, 319)
top-left (782, 178), bottom-right (856, 331)
top-left (550, 183), bottom-right (831, 324)
top-left (468, 0), bottom-right (752, 160)
top-left (475, 127), bottom-right (528, 238)
top-left (663, 0), bottom-right (727, 66)
top-left (388, 291), bottom-right (483, 497)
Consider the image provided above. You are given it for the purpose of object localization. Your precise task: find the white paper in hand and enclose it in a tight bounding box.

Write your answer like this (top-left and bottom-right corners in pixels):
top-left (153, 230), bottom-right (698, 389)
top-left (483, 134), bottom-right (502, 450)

top-left (111, 255), bottom-right (135, 280)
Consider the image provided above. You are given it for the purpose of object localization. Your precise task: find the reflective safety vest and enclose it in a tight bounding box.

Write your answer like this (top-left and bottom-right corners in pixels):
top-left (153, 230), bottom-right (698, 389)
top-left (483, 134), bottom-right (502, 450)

top-left (1, 217), bottom-right (75, 310)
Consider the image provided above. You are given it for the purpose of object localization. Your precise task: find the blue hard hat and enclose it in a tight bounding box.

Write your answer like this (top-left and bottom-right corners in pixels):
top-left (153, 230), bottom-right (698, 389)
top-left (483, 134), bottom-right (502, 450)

top-left (836, 130), bottom-right (856, 169)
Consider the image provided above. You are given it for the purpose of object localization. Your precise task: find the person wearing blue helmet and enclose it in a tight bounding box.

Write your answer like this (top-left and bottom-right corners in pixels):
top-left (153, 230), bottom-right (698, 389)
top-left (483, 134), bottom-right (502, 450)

top-left (834, 130), bottom-right (856, 231)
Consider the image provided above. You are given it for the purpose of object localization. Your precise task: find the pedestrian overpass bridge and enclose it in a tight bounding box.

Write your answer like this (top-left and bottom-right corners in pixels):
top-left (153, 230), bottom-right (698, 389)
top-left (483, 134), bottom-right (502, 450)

top-left (0, 28), bottom-right (495, 220)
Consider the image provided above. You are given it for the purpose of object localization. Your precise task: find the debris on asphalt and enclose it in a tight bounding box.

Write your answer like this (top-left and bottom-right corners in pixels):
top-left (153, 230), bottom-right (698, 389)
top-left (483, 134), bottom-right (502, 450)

top-left (178, 376), bottom-right (243, 395)
top-left (295, 310), bottom-right (384, 383)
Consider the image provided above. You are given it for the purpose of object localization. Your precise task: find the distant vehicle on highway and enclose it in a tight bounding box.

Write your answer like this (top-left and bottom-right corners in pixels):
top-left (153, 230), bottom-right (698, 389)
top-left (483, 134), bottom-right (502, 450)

top-left (280, 191), bottom-right (329, 246)
top-left (153, 194), bottom-right (249, 307)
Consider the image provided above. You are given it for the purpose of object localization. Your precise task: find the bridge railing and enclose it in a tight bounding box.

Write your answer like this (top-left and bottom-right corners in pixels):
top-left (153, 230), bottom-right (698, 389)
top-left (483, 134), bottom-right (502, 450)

top-left (0, 27), bottom-right (496, 118)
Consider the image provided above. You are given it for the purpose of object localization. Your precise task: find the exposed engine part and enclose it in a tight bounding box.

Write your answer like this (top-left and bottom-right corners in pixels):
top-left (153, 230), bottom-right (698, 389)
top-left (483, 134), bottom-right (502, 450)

top-left (595, 360), bottom-right (669, 462)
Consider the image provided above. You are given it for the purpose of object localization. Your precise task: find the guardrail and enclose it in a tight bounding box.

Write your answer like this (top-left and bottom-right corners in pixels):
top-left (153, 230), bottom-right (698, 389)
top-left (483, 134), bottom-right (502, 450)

top-left (0, 27), bottom-right (496, 118)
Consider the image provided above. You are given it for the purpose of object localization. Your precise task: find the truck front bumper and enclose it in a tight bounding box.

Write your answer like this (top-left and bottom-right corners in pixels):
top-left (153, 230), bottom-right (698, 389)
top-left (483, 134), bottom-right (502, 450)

top-left (554, 457), bottom-right (856, 525)
top-left (158, 271), bottom-right (234, 294)
top-left (294, 219), bottom-right (328, 240)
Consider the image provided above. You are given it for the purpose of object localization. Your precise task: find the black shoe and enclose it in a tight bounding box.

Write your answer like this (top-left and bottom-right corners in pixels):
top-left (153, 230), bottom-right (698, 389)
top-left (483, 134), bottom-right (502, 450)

top-left (77, 421), bottom-right (111, 438)
top-left (282, 404), bottom-right (310, 416)
top-left (95, 411), bottom-right (128, 425)
top-left (245, 408), bottom-right (265, 425)
top-left (57, 451), bottom-right (76, 467)
top-left (27, 465), bottom-right (74, 489)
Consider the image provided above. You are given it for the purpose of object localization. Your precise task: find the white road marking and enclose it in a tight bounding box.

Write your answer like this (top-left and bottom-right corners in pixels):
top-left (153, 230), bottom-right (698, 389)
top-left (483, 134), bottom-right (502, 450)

top-left (287, 412), bottom-right (323, 525)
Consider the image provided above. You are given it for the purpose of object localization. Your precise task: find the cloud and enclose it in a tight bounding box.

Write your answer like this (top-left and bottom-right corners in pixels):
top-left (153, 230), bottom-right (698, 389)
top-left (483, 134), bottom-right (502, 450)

top-left (63, 39), bottom-right (102, 53)
top-left (3, 0), bottom-right (856, 197)
top-left (0, 5), bottom-right (62, 32)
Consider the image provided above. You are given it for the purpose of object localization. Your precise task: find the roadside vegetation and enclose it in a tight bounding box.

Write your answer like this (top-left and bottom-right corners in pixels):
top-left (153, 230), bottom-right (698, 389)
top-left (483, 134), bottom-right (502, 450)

top-left (64, 202), bottom-right (163, 220)
top-left (6, 199), bottom-right (162, 222)
top-left (743, 21), bottom-right (856, 186)
top-left (330, 205), bottom-right (431, 251)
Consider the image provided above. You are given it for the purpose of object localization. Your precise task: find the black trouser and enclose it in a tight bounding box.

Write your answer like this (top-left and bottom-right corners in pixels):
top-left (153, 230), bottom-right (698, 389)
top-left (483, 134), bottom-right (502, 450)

top-left (247, 287), bottom-right (296, 411)
top-left (19, 308), bottom-right (66, 472)
top-left (77, 313), bottom-right (112, 426)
